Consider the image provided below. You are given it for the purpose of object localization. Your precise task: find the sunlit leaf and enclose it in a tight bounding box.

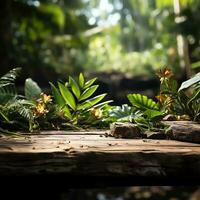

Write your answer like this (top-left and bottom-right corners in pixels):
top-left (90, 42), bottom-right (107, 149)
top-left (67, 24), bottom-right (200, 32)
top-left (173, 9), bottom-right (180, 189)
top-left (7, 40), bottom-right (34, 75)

top-left (62, 105), bottom-right (72, 119)
top-left (77, 93), bottom-right (106, 110)
top-left (127, 94), bottom-right (159, 111)
top-left (50, 82), bottom-right (65, 107)
top-left (84, 78), bottom-right (97, 89)
top-left (79, 73), bottom-right (85, 88)
top-left (178, 73), bottom-right (200, 91)
top-left (69, 76), bottom-right (80, 99)
top-left (79, 85), bottom-right (99, 101)
top-left (58, 82), bottom-right (76, 110)
top-left (144, 109), bottom-right (164, 121)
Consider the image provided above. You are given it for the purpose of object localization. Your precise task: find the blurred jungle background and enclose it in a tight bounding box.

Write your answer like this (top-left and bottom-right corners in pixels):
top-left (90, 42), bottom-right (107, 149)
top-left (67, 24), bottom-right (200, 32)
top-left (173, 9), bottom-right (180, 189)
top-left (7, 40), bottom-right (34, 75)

top-left (1, 1), bottom-right (200, 199)
top-left (0, 0), bottom-right (200, 104)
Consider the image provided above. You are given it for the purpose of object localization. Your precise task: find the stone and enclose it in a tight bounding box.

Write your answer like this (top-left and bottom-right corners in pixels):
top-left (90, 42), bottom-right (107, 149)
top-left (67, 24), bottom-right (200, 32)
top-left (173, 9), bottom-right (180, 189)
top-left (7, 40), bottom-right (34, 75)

top-left (163, 114), bottom-right (177, 121)
top-left (145, 131), bottom-right (167, 139)
top-left (165, 121), bottom-right (200, 143)
top-left (110, 122), bottom-right (142, 139)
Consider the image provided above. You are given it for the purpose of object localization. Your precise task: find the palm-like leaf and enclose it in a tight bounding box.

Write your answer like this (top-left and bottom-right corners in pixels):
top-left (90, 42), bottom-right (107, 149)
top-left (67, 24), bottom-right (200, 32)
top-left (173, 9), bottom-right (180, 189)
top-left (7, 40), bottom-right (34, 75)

top-left (127, 94), bottom-right (159, 111)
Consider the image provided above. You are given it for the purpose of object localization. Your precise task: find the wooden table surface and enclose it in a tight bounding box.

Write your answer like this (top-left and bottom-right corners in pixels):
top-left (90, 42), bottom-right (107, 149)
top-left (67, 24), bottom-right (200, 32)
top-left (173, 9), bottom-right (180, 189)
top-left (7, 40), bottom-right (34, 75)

top-left (0, 131), bottom-right (200, 186)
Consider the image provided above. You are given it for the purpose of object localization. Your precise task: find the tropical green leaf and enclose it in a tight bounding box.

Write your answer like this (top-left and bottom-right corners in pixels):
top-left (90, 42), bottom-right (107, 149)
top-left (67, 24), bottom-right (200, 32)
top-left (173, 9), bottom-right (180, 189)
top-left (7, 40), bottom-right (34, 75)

top-left (91, 100), bottom-right (113, 109)
top-left (25, 78), bottom-right (42, 100)
top-left (108, 104), bottom-right (135, 122)
top-left (62, 105), bottom-right (72, 119)
top-left (50, 82), bottom-right (72, 119)
top-left (83, 78), bottom-right (97, 89)
top-left (178, 72), bottom-right (200, 91)
top-left (77, 94), bottom-right (106, 110)
top-left (127, 94), bottom-right (159, 111)
top-left (58, 82), bottom-right (76, 110)
top-left (79, 73), bottom-right (85, 88)
top-left (79, 85), bottom-right (99, 101)
top-left (50, 82), bottom-right (65, 107)
top-left (69, 76), bottom-right (80, 99)
top-left (144, 109), bottom-right (164, 121)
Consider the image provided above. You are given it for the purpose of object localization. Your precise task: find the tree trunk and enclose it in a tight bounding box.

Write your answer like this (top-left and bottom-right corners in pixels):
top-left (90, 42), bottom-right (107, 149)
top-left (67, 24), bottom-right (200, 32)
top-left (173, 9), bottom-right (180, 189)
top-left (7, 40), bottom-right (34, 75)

top-left (173, 0), bottom-right (192, 79)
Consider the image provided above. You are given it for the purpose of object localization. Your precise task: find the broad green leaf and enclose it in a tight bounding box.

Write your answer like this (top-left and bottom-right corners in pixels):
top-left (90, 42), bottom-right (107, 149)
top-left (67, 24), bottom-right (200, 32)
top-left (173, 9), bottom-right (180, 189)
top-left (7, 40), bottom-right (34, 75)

top-left (144, 109), bottom-right (164, 121)
top-left (79, 85), bottom-right (99, 101)
top-left (50, 83), bottom-right (72, 119)
top-left (83, 78), bottom-right (97, 89)
top-left (69, 76), bottom-right (80, 99)
top-left (58, 82), bottom-right (76, 110)
top-left (62, 105), bottom-right (72, 119)
top-left (108, 104), bottom-right (135, 122)
top-left (79, 73), bottom-right (85, 88)
top-left (25, 78), bottom-right (42, 100)
top-left (92, 100), bottom-right (113, 109)
top-left (127, 94), bottom-right (159, 111)
top-left (178, 73), bottom-right (200, 91)
top-left (49, 82), bottom-right (65, 107)
top-left (77, 94), bottom-right (106, 110)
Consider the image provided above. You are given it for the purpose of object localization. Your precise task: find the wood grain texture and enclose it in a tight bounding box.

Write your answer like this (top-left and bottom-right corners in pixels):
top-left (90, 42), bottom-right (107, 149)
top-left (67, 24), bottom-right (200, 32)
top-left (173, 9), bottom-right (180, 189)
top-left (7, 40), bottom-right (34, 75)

top-left (0, 132), bottom-right (200, 183)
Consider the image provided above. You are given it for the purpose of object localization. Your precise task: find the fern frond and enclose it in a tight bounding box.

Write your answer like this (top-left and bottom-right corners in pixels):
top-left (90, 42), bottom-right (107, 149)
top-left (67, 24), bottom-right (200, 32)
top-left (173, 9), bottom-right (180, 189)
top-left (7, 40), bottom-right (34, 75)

top-left (0, 85), bottom-right (17, 104)
top-left (0, 68), bottom-right (21, 85)
top-left (7, 99), bottom-right (34, 121)
top-left (0, 68), bottom-right (21, 104)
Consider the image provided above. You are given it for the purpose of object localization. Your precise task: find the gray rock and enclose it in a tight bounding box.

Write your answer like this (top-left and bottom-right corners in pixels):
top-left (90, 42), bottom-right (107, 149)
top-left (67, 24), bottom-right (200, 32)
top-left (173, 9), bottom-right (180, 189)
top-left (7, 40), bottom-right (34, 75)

top-left (163, 114), bottom-right (177, 121)
top-left (145, 131), bottom-right (167, 139)
top-left (165, 122), bottom-right (200, 143)
top-left (110, 122), bottom-right (142, 138)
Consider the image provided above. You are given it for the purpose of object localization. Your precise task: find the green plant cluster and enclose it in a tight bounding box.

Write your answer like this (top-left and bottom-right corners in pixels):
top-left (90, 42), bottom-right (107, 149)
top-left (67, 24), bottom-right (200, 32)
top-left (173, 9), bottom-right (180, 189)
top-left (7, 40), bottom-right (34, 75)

top-left (0, 68), bottom-right (199, 134)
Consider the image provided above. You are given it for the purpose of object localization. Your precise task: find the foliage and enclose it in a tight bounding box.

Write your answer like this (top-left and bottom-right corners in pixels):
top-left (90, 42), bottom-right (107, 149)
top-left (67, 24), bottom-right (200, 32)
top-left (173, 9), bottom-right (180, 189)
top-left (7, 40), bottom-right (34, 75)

top-left (50, 73), bottom-right (111, 126)
top-left (0, 67), bottom-right (199, 135)
top-left (0, 68), bottom-right (21, 105)
top-left (157, 68), bottom-right (200, 121)
top-left (0, 68), bottom-right (55, 132)
top-left (127, 93), bottom-right (165, 131)
top-left (105, 104), bottom-right (139, 123)
top-left (2, 0), bottom-right (195, 80)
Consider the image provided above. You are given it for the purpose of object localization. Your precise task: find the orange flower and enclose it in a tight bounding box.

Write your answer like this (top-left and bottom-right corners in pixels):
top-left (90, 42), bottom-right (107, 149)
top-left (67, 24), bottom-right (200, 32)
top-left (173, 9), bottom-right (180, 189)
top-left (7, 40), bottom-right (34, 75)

top-left (156, 67), bottom-right (173, 82)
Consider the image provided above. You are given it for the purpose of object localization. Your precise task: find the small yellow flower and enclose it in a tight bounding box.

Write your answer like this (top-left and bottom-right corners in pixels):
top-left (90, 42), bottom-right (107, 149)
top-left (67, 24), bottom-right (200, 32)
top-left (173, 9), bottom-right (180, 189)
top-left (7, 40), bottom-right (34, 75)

top-left (41, 93), bottom-right (52, 104)
top-left (33, 103), bottom-right (48, 116)
top-left (90, 108), bottom-right (103, 119)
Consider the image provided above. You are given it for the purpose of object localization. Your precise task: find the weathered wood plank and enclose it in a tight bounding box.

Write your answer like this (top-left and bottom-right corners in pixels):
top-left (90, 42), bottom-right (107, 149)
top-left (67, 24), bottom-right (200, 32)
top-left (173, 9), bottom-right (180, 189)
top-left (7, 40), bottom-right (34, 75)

top-left (0, 132), bottom-right (200, 185)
